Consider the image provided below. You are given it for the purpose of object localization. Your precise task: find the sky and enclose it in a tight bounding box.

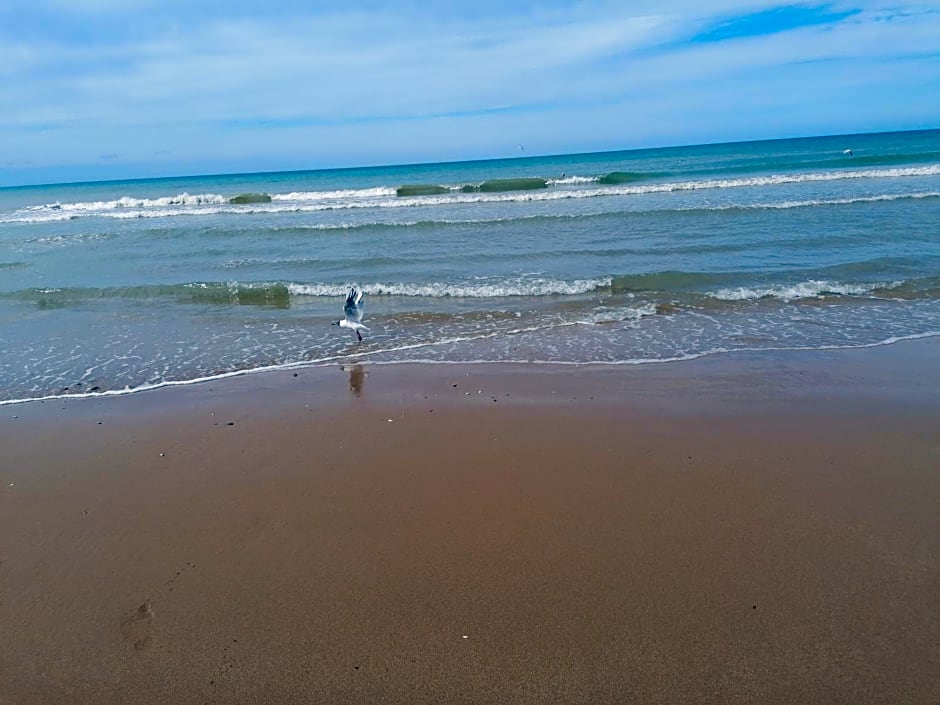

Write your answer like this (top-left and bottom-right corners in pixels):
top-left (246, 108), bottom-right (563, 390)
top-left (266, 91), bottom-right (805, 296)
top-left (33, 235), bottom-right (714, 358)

top-left (1, 0), bottom-right (939, 186)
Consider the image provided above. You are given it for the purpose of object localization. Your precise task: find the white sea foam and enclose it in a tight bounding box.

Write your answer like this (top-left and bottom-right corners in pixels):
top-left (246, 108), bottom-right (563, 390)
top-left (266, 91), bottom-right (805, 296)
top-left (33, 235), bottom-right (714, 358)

top-left (547, 176), bottom-right (599, 185)
top-left (287, 276), bottom-right (612, 298)
top-left (710, 279), bottom-right (899, 302)
top-left (4, 166), bottom-right (938, 223)
top-left (747, 191), bottom-right (940, 210)
top-left (53, 193), bottom-right (228, 211)
top-left (272, 187), bottom-right (397, 201)
top-left (4, 190), bottom-right (937, 225)
top-left (391, 166), bottom-right (940, 207)
top-left (4, 330), bottom-right (938, 407)
top-left (31, 233), bottom-right (113, 246)
top-left (4, 213), bottom-right (78, 224)
top-left (579, 303), bottom-right (659, 324)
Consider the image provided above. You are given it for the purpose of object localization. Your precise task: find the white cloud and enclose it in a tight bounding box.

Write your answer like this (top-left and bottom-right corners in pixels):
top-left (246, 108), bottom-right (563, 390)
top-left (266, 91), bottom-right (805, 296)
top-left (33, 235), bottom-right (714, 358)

top-left (1, 1), bottom-right (938, 182)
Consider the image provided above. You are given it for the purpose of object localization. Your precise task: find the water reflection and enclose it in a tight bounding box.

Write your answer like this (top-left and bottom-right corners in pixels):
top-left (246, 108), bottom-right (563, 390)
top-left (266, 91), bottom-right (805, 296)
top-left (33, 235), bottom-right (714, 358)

top-left (343, 363), bottom-right (366, 396)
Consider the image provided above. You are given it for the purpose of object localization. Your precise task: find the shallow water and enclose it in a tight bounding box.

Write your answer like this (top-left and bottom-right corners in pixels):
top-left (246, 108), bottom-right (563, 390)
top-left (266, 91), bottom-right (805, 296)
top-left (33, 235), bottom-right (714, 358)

top-left (1, 129), bottom-right (939, 403)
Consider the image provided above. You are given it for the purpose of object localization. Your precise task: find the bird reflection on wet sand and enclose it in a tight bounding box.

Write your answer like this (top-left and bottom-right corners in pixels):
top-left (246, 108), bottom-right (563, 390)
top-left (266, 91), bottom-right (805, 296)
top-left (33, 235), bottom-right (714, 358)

top-left (344, 364), bottom-right (366, 396)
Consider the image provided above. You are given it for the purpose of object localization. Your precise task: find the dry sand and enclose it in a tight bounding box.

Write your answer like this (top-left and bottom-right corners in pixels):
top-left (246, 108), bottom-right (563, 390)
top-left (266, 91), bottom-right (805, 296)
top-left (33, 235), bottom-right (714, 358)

top-left (1, 341), bottom-right (938, 704)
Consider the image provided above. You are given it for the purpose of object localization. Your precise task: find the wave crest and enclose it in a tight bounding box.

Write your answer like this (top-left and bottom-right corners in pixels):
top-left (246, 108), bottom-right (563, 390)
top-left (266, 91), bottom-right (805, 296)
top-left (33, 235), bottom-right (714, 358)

top-left (288, 277), bottom-right (612, 298)
top-left (710, 280), bottom-right (898, 302)
top-left (5, 164), bottom-right (937, 223)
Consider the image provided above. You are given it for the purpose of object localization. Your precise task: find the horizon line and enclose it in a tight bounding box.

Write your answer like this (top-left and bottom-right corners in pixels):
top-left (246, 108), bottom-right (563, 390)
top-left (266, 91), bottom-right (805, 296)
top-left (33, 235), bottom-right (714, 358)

top-left (3, 126), bottom-right (938, 191)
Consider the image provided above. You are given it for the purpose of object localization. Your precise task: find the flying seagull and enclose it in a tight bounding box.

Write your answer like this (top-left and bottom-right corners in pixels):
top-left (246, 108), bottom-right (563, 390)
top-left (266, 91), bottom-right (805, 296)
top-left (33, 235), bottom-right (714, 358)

top-left (333, 287), bottom-right (369, 342)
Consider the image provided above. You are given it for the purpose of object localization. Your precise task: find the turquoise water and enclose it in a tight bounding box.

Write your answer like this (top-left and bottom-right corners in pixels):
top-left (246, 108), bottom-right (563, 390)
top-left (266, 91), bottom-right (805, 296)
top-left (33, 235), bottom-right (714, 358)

top-left (1, 129), bottom-right (939, 403)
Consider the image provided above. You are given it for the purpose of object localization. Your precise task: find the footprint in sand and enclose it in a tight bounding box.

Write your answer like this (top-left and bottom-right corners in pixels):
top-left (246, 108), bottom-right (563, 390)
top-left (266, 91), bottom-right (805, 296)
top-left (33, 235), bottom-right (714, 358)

top-left (118, 564), bottom-right (194, 653)
top-left (120, 600), bottom-right (154, 652)
top-left (208, 638), bottom-right (241, 694)
top-left (166, 561), bottom-right (195, 592)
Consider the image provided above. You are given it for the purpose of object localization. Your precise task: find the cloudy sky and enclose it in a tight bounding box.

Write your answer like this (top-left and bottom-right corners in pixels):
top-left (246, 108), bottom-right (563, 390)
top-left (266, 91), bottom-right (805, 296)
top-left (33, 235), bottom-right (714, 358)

top-left (1, 0), bottom-right (938, 185)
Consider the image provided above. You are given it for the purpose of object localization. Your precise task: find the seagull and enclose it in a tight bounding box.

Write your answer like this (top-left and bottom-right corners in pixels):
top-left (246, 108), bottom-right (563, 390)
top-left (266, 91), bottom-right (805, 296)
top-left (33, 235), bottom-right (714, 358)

top-left (843, 148), bottom-right (853, 156)
top-left (333, 287), bottom-right (369, 342)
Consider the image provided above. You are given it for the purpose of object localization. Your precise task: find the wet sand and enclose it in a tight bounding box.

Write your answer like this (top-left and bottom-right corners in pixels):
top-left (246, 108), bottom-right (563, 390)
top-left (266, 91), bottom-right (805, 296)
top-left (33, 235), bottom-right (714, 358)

top-left (1, 341), bottom-right (939, 704)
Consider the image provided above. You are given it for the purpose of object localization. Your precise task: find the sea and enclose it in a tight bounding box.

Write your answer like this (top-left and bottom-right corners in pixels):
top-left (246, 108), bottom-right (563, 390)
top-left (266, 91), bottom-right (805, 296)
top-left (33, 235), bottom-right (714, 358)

top-left (1, 129), bottom-right (939, 405)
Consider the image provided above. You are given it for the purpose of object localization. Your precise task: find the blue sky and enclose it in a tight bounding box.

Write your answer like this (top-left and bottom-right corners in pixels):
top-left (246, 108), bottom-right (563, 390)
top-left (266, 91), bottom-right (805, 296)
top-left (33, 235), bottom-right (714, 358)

top-left (1, 1), bottom-right (938, 185)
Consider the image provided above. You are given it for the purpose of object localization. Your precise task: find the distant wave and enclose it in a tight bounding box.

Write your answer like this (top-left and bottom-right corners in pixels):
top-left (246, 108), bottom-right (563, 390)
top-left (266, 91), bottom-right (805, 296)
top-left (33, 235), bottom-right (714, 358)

top-left (4, 165), bottom-right (938, 223)
top-left (6, 189), bottom-right (938, 226)
top-left (272, 187), bottom-right (397, 201)
top-left (546, 175), bottom-right (600, 185)
top-left (39, 192), bottom-right (228, 211)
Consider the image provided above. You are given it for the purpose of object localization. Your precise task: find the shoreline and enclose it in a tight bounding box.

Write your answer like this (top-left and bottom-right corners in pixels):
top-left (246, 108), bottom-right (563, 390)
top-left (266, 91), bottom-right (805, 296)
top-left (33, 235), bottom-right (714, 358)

top-left (3, 330), bottom-right (939, 411)
top-left (1, 339), bottom-right (938, 703)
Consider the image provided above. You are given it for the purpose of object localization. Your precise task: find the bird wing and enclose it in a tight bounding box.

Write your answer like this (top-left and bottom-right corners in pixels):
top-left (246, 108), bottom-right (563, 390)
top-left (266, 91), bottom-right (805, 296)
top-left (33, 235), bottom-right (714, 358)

top-left (344, 288), bottom-right (364, 323)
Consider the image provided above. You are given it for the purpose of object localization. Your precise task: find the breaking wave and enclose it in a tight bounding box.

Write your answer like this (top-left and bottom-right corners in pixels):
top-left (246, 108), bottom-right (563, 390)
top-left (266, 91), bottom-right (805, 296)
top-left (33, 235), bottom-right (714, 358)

top-left (6, 272), bottom-right (938, 307)
top-left (4, 164), bottom-right (938, 223)
top-left (287, 277), bottom-right (612, 298)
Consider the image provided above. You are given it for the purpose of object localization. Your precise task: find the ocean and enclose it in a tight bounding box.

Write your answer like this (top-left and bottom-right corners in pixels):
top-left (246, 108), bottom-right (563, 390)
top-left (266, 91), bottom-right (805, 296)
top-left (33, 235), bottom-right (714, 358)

top-left (1, 129), bottom-right (939, 404)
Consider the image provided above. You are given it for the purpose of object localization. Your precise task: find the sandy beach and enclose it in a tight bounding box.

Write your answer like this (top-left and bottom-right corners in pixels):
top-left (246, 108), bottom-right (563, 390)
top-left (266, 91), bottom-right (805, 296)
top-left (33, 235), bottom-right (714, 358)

top-left (1, 340), bottom-right (938, 705)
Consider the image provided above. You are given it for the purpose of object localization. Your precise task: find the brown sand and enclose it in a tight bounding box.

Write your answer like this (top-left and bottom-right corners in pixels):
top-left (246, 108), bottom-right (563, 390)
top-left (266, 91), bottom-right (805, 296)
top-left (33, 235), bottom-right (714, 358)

top-left (1, 341), bottom-right (938, 704)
